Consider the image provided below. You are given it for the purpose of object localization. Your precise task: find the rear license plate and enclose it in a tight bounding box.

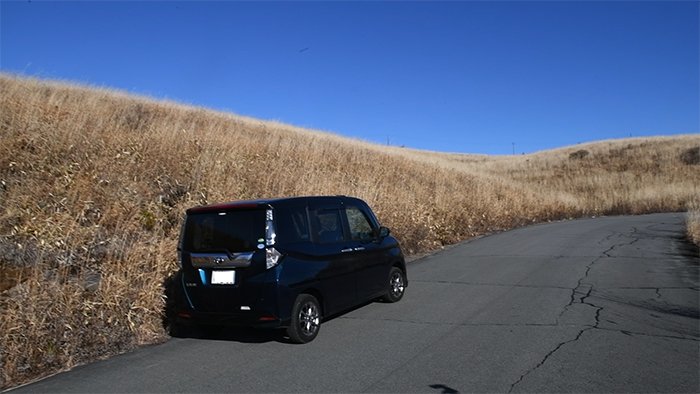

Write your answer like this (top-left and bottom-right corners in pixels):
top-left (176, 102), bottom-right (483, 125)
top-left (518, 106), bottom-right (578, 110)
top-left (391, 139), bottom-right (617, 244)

top-left (211, 270), bottom-right (235, 285)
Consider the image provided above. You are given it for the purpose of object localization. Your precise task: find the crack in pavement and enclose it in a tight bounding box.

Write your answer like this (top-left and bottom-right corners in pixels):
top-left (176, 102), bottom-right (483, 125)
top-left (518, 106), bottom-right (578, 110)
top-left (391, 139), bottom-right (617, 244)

top-left (557, 256), bottom-right (601, 321)
top-left (369, 222), bottom-right (690, 393)
top-left (510, 302), bottom-right (603, 393)
top-left (367, 227), bottom-right (638, 394)
top-left (557, 229), bottom-right (640, 322)
top-left (507, 327), bottom-right (595, 393)
top-left (510, 229), bottom-right (640, 393)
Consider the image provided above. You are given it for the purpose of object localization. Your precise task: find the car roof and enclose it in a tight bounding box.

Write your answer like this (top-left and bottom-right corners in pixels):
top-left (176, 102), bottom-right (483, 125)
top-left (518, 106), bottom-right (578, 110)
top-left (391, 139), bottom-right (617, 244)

top-left (186, 195), bottom-right (360, 214)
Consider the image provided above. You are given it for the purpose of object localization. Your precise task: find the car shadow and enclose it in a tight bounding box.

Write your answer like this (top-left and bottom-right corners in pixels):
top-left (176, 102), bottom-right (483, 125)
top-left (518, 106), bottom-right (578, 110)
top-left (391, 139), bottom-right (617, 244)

top-left (429, 383), bottom-right (460, 393)
top-left (180, 325), bottom-right (286, 344)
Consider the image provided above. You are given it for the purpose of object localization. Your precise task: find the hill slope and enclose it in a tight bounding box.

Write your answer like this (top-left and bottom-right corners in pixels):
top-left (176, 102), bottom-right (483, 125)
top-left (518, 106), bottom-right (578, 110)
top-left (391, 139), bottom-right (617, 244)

top-left (1, 74), bottom-right (698, 388)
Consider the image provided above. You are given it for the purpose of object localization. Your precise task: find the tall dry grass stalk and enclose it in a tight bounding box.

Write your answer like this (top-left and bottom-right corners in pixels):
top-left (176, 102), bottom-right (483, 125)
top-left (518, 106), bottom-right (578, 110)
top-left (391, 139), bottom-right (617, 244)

top-left (1, 74), bottom-right (699, 388)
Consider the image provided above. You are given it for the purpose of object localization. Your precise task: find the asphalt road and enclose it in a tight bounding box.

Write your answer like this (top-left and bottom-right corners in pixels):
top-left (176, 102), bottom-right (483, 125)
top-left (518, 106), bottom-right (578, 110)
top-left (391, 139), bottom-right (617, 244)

top-left (11, 213), bottom-right (699, 393)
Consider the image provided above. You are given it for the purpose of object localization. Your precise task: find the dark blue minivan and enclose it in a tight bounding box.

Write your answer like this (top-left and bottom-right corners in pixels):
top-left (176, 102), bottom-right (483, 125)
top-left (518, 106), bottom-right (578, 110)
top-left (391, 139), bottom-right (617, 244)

top-left (171, 196), bottom-right (406, 343)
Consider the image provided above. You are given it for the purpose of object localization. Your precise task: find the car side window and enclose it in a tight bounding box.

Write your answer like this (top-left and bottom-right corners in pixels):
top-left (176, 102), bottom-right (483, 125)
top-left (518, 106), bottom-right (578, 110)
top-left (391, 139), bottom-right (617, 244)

top-left (345, 206), bottom-right (375, 241)
top-left (310, 208), bottom-right (345, 244)
top-left (276, 206), bottom-right (310, 243)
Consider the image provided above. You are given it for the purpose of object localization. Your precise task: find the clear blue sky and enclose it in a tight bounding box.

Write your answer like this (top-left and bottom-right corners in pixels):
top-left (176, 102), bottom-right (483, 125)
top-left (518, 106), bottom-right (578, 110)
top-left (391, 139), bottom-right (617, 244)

top-left (1, 1), bottom-right (698, 154)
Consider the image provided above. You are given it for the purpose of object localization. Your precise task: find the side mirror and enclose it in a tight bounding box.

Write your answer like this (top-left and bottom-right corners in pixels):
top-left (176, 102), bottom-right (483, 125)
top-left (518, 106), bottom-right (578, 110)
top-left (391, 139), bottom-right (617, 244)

top-left (378, 226), bottom-right (390, 238)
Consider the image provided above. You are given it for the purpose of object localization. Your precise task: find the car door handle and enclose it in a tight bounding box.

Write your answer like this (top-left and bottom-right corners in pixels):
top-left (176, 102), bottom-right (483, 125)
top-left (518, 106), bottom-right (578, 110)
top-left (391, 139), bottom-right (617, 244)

top-left (341, 248), bottom-right (353, 253)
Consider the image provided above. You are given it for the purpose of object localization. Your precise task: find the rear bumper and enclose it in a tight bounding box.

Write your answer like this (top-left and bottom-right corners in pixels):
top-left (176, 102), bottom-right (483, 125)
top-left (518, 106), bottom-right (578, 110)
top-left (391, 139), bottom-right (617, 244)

top-left (176, 268), bottom-right (290, 328)
top-left (175, 309), bottom-right (287, 329)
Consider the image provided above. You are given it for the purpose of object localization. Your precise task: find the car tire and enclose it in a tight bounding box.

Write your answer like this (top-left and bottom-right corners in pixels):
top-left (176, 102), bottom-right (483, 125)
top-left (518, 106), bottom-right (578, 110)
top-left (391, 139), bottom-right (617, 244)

top-left (383, 267), bottom-right (406, 303)
top-left (287, 294), bottom-right (321, 344)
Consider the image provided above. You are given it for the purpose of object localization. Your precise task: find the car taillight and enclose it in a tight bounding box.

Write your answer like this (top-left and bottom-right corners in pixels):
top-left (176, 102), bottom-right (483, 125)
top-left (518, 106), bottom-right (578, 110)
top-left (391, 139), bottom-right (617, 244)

top-left (266, 247), bottom-right (282, 269)
top-left (265, 209), bottom-right (276, 246)
top-left (264, 208), bottom-right (281, 269)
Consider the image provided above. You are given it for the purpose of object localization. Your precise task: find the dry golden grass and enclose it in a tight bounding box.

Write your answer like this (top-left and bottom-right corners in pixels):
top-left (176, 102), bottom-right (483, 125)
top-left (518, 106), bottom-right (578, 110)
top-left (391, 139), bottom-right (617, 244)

top-left (687, 199), bottom-right (700, 246)
top-left (390, 137), bottom-right (700, 215)
top-left (1, 74), bottom-right (698, 388)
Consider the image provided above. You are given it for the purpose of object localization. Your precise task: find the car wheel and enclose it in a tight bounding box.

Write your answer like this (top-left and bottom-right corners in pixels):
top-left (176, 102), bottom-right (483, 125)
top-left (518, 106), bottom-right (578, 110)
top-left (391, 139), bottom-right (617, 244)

top-left (287, 294), bottom-right (321, 344)
top-left (383, 267), bottom-right (406, 303)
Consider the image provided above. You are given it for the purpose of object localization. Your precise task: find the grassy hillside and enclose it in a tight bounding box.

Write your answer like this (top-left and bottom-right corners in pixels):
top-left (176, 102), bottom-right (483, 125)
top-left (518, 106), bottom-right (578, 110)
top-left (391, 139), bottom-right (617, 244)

top-left (1, 74), bottom-right (698, 388)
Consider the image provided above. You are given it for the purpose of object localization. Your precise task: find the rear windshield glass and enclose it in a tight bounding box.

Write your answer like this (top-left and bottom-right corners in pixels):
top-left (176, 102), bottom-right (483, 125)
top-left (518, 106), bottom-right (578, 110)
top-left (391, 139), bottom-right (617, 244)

top-left (183, 209), bottom-right (265, 253)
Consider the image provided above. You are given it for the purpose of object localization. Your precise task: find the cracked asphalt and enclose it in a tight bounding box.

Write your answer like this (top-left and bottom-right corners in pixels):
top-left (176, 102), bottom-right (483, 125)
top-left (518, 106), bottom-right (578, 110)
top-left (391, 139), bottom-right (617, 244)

top-left (11, 213), bottom-right (699, 393)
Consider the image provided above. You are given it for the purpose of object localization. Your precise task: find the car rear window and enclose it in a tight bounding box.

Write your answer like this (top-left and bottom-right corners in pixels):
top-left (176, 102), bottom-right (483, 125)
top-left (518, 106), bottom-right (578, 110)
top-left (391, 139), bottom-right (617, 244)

top-left (183, 209), bottom-right (266, 253)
